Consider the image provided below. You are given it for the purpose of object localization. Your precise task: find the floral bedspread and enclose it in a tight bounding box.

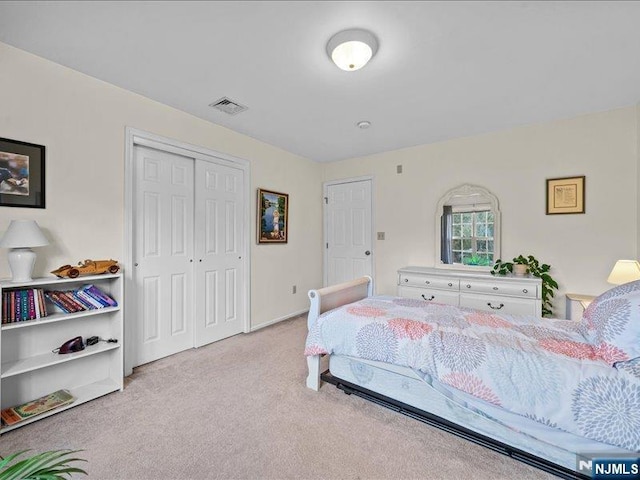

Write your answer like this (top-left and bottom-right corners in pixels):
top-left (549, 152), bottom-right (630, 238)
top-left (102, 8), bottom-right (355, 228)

top-left (304, 296), bottom-right (640, 451)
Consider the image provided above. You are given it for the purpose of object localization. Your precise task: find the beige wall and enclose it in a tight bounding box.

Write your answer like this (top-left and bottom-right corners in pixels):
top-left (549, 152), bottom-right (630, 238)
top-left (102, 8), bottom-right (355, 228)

top-left (0, 42), bottom-right (323, 329)
top-left (323, 107), bottom-right (639, 317)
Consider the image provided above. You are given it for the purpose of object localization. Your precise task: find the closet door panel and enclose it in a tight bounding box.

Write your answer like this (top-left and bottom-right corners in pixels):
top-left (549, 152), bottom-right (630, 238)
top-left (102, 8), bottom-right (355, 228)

top-left (133, 145), bottom-right (195, 366)
top-left (195, 160), bottom-right (245, 346)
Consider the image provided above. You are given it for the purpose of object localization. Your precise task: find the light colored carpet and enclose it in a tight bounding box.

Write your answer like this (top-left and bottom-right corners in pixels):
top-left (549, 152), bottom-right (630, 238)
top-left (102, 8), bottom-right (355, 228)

top-left (1, 316), bottom-right (554, 479)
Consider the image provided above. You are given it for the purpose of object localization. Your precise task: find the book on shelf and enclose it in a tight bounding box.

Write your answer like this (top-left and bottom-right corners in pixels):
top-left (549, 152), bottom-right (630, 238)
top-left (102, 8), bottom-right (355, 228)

top-left (1, 288), bottom-right (48, 324)
top-left (43, 284), bottom-right (117, 314)
top-left (45, 291), bottom-right (82, 314)
top-left (1, 389), bottom-right (75, 426)
top-left (81, 284), bottom-right (117, 307)
top-left (75, 289), bottom-right (104, 309)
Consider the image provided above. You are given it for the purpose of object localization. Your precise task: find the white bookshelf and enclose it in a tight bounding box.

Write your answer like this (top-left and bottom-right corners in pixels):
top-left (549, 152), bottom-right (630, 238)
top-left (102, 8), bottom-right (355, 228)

top-left (0, 273), bottom-right (123, 433)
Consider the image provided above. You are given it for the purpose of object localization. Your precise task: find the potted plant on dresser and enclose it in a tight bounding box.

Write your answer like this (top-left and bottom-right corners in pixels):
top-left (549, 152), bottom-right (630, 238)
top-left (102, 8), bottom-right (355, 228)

top-left (491, 255), bottom-right (559, 317)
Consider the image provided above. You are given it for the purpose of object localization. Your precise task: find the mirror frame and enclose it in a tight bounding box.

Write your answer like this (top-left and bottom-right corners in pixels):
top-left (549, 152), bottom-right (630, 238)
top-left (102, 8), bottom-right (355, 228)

top-left (434, 183), bottom-right (501, 271)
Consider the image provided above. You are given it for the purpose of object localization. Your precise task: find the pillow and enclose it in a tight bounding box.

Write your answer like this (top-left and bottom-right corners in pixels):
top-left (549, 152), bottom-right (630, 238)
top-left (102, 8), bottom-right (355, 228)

top-left (581, 280), bottom-right (640, 365)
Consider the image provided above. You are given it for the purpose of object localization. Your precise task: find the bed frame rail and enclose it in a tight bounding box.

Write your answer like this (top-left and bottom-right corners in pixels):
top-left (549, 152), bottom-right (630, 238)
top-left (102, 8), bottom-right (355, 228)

top-left (321, 370), bottom-right (589, 480)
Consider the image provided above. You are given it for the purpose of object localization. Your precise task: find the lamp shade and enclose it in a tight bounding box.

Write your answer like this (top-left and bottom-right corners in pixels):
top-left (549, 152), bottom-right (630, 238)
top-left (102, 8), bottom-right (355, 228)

top-left (607, 259), bottom-right (640, 285)
top-left (0, 220), bottom-right (49, 248)
top-left (327, 29), bottom-right (378, 71)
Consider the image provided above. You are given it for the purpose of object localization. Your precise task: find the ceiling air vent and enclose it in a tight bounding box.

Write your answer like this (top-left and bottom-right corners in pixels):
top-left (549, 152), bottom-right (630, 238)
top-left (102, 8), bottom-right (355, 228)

top-left (208, 97), bottom-right (248, 115)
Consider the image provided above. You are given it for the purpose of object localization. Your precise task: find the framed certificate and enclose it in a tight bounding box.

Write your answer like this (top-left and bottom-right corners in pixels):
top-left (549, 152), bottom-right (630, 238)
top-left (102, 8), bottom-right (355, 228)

top-left (546, 176), bottom-right (585, 215)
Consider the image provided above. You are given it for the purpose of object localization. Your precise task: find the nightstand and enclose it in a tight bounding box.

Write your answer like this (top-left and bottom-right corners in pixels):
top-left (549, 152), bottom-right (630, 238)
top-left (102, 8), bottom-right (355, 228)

top-left (565, 293), bottom-right (596, 321)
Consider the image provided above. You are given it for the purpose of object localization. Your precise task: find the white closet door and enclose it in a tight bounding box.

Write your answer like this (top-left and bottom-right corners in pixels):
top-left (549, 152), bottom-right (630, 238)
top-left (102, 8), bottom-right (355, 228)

top-left (326, 180), bottom-right (373, 286)
top-left (133, 145), bottom-right (195, 366)
top-left (194, 160), bottom-right (245, 346)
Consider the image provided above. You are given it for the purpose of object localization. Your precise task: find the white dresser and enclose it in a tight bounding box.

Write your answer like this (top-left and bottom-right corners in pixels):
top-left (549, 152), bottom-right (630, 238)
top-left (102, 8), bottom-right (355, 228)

top-left (397, 266), bottom-right (542, 317)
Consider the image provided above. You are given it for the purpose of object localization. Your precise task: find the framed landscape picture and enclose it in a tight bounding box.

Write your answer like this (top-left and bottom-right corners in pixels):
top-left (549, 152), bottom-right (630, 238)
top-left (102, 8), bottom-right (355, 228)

top-left (257, 188), bottom-right (288, 244)
top-left (546, 176), bottom-right (585, 215)
top-left (0, 137), bottom-right (45, 209)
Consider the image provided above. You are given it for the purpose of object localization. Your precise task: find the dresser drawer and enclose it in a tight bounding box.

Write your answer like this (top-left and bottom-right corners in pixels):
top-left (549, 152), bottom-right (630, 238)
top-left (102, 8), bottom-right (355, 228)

top-left (399, 273), bottom-right (459, 291)
top-left (459, 293), bottom-right (539, 316)
top-left (460, 279), bottom-right (537, 298)
top-left (398, 286), bottom-right (459, 306)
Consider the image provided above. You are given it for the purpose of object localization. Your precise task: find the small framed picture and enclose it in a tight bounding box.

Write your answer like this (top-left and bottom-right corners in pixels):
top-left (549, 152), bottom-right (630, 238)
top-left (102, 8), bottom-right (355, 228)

top-left (257, 188), bottom-right (288, 244)
top-left (546, 176), bottom-right (585, 215)
top-left (0, 137), bottom-right (46, 209)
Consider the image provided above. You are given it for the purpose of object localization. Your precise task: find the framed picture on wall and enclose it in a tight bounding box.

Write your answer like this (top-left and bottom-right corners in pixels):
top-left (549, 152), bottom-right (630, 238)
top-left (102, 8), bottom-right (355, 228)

top-left (546, 175), bottom-right (585, 215)
top-left (0, 137), bottom-right (45, 209)
top-left (257, 188), bottom-right (288, 244)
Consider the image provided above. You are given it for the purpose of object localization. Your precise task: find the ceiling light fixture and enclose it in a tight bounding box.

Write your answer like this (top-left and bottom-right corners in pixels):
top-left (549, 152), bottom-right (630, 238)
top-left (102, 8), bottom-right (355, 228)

top-left (327, 28), bottom-right (378, 71)
top-left (357, 121), bottom-right (371, 129)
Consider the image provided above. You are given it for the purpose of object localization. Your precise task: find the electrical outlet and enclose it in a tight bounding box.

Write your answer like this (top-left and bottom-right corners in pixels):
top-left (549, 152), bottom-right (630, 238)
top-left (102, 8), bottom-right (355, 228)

top-left (397, 164), bottom-right (403, 174)
top-left (377, 232), bottom-right (385, 240)
top-left (292, 285), bottom-right (297, 294)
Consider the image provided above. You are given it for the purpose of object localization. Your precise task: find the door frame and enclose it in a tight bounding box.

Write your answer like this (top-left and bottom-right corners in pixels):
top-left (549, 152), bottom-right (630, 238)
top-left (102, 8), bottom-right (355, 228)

top-left (322, 175), bottom-right (375, 289)
top-left (124, 127), bottom-right (251, 375)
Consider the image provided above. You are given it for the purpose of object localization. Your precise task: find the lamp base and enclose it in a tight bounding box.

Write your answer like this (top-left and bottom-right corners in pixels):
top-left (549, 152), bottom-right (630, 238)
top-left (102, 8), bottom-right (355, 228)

top-left (8, 247), bottom-right (36, 283)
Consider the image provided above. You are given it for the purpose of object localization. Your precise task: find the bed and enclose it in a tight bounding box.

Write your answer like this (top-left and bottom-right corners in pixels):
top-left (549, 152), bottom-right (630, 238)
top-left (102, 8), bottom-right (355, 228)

top-left (304, 276), bottom-right (640, 479)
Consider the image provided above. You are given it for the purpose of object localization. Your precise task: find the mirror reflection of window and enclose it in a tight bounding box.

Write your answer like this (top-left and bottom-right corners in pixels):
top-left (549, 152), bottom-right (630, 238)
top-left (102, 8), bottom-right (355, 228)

top-left (436, 185), bottom-right (500, 269)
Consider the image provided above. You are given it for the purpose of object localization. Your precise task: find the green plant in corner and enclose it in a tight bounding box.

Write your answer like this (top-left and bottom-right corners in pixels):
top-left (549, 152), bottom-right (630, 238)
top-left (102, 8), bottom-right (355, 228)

top-left (491, 255), bottom-right (559, 317)
top-left (0, 450), bottom-right (87, 480)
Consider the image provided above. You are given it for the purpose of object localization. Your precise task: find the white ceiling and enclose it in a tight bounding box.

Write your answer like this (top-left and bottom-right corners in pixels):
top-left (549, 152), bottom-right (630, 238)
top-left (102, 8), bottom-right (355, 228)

top-left (1, 1), bottom-right (640, 163)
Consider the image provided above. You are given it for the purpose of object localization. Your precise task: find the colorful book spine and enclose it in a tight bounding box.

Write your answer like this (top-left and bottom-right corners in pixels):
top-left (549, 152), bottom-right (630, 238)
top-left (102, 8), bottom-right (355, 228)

top-left (38, 289), bottom-right (47, 317)
top-left (44, 291), bottom-right (70, 313)
top-left (61, 291), bottom-right (86, 311)
top-left (60, 291), bottom-right (85, 312)
top-left (45, 291), bottom-right (81, 313)
top-left (27, 289), bottom-right (36, 320)
top-left (82, 285), bottom-right (117, 307)
top-left (15, 291), bottom-right (21, 321)
top-left (73, 291), bottom-right (100, 310)
top-left (1, 292), bottom-right (7, 324)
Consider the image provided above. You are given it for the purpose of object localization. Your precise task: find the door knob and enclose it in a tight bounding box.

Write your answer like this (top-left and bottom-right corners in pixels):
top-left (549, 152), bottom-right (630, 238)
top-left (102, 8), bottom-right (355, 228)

top-left (365, 250), bottom-right (371, 256)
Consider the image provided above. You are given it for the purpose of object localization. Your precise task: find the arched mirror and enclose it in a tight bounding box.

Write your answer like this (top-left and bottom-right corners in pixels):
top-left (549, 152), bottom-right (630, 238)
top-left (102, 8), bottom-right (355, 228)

top-left (435, 184), bottom-right (501, 269)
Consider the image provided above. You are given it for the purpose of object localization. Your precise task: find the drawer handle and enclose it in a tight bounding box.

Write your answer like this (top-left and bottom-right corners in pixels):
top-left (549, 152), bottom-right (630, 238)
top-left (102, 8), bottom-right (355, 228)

top-left (487, 302), bottom-right (505, 310)
top-left (493, 287), bottom-right (499, 290)
top-left (425, 280), bottom-right (430, 284)
top-left (404, 278), bottom-right (408, 282)
top-left (448, 282), bottom-right (453, 287)
top-left (523, 289), bottom-right (528, 294)
top-left (466, 284), bottom-right (471, 288)
top-left (422, 294), bottom-right (435, 301)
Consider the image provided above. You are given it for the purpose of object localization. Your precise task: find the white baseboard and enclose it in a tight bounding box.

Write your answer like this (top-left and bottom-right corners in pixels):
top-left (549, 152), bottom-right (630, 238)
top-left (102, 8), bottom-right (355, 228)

top-left (250, 309), bottom-right (308, 331)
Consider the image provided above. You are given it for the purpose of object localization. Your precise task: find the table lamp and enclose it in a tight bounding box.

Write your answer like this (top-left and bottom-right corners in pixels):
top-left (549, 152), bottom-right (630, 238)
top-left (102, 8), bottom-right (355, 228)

top-left (607, 259), bottom-right (640, 285)
top-left (0, 220), bottom-right (49, 282)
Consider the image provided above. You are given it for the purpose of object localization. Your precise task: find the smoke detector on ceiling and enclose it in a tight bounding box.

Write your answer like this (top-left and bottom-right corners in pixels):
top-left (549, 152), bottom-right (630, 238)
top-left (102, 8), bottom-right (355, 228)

top-left (208, 97), bottom-right (248, 115)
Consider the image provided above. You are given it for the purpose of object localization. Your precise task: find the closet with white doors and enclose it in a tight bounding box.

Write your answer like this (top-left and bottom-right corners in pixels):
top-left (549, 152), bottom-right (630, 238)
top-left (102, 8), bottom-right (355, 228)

top-left (130, 138), bottom-right (248, 369)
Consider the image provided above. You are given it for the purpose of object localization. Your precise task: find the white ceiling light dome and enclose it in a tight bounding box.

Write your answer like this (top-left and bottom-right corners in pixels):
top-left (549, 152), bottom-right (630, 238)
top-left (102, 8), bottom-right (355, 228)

top-left (327, 28), bottom-right (379, 71)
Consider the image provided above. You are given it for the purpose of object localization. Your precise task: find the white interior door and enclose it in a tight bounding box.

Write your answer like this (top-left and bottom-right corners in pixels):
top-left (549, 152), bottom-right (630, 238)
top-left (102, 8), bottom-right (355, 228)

top-left (326, 179), bottom-right (373, 286)
top-left (133, 145), bottom-right (195, 366)
top-left (194, 160), bottom-right (245, 346)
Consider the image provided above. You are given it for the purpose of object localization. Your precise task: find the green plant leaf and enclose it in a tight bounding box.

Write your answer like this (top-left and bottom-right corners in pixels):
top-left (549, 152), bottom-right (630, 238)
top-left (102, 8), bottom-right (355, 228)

top-left (0, 450), bottom-right (86, 480)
